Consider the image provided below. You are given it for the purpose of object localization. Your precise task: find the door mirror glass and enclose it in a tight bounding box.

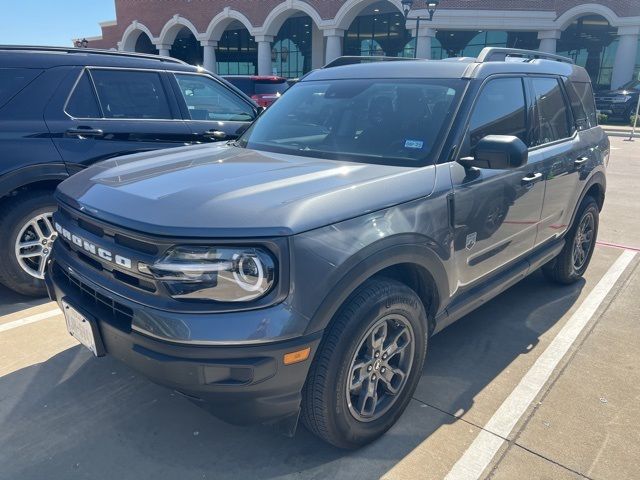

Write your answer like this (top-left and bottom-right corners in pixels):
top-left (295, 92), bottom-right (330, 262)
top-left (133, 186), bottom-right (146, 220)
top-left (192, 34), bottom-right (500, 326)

top-left (459, 135), bottom-right (528, 170)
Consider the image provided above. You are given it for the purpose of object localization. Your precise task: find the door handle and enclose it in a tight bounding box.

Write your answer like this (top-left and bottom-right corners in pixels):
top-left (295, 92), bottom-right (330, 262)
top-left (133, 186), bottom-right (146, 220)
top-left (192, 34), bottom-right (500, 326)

top-left (66, 126), bottom-right (104, 138)
top-left (574, 156), bottom-right (589, 166)
top-left (521, 172), bottom-right (543, 186)
top-left (203, 130), bottom-right (228, 140)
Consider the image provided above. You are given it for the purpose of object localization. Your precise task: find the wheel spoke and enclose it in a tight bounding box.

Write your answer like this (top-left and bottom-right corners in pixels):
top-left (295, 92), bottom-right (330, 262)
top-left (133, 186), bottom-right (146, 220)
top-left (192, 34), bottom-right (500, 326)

top-left (43, 215), bottom-right (56, 238)
top-left (350, 361), bottom-right (369, 394)
top-left (379, 367), bottom-right (406, 395)
top-left (36, 258), bottom-right (47, 278)
top-left (384, 326), bottom-right (410, 359)
top-left (29, 220), bottom-right (45, 239)
top-left (368, 321), bottom-right (387, 353)
top-left (19, 250), bottom-right (43, 259)
top-left (356, 377), bottom-right (378, 417)
top-left (19, 240), bottom-right (42, 250)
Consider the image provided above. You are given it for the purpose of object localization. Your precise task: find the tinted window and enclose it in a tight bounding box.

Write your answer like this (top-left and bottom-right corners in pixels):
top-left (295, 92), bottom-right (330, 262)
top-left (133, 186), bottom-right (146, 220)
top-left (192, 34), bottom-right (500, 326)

top-left (255, 82), bottom-right (289, 95)
top-left (531, 77), bottom-right (571, 145)
top-left (0, 68), bottom-right (42, 107)
top-left (91, 70), bottom-right (172, 119)
top-left (566, 80), bottom-right (597, 129)
top-left (239, 79), bottom-right (465, 166)
top-left (175, 74), bottom-right (254, 122)
top-left (469, 77), bottom-right (527, 149)
top-left (66, 71), bottom-right (100, 118)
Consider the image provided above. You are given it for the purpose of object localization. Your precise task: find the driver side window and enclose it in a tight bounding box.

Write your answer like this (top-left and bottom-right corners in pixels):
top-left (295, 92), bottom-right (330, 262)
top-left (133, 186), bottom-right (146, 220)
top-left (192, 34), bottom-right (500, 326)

top-left (467, 77), bottom-right (528, 152)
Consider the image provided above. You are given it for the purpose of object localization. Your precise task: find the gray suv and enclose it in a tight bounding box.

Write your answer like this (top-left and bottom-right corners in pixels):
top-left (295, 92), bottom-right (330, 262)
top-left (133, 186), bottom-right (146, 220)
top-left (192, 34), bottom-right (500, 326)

top-left (45, 48), bottom-right (608, 449)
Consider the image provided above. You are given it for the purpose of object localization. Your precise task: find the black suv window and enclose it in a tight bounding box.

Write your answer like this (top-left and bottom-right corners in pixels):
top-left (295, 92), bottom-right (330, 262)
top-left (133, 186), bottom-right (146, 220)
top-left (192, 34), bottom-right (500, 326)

top-left (469, 77), bottom-right (527, 149)
top-left (66, 71), bottom-right (100, 118)
top-left (175, 74), bottom-right (254, 122)
top-left (0, 68), bottom-right (42, 107)
top-left (91, 69), bottom-right (172, 119)
top-left (531, 77), bottom-right (572, 146)
top-left (565, 80), bottom-right (597, 129)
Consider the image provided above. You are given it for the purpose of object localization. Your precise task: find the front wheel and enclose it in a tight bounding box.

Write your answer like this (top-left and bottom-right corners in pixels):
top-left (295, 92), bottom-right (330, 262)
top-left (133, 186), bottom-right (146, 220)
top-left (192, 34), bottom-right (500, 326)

top-left (542, 196), bottom-right (599, 284)
top-left (301, 278), bottom-right (427, 449)
top-left (0, 191), bottom-right (57, 296)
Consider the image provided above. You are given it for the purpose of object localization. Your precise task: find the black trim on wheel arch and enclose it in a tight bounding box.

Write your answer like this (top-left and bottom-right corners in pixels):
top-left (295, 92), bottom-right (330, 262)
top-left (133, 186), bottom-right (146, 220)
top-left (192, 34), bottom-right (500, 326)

top-left (565, 171), bottom-right (606, 234)
top-left (0, 163), bottom-right (68, 199)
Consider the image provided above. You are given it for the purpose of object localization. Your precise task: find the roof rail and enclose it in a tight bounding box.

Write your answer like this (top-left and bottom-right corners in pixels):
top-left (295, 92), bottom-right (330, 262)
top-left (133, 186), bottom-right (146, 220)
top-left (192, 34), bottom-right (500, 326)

top-left (323, 55), bottom-right (417, 69)
top-left (477, 47), bottom-right (573, 64)
top-left (0, 45), bottom-right (188, 65)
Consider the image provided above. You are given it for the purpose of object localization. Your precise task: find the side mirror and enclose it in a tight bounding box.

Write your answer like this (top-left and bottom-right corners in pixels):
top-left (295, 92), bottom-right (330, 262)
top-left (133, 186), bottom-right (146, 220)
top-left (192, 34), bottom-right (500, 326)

top-left (459, 135), bottom-right (528, 170)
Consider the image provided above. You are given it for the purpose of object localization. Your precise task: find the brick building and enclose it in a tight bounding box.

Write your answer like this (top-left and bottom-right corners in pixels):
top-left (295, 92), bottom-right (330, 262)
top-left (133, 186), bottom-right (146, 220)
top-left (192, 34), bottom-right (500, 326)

top-left (81, 0), bottom-right (640, 89)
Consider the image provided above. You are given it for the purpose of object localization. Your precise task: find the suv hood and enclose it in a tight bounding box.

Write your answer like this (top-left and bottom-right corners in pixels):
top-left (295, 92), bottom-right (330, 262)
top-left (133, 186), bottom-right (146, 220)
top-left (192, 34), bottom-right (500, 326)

top-left (56, 143), bottom-right (436, 237)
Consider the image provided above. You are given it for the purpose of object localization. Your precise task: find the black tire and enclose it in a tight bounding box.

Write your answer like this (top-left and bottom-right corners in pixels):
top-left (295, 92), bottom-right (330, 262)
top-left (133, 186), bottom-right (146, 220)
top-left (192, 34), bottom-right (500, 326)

top-left (542, 196), bottom-right (599, 285)
top-left (0, 190), bottom-right (57, 297)
top-left (301, 278), bottom-right (428, 449)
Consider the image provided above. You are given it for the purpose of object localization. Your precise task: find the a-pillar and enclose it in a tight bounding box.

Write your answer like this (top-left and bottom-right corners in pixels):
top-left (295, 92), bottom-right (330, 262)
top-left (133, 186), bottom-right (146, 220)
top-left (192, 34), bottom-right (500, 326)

top-left (201, 41), bottom-right (217, 73)
top-left (324, 29), bottom-right (344, 64)
top-left (611, 26), bottom-right (640, 89)
top-left (537, 30), bottom-right (561, 54)
top-left (255, 35), bottom-right (274, 76)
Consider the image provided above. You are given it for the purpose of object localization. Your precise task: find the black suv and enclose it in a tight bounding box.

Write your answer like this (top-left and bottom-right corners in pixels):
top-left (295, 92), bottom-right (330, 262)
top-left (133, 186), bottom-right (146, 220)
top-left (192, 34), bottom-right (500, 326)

top-left (0, 46), bottom-right (259, 296)
top-left (595, 78), bottom-right (640, 121)
top-left (46, 48), bottom-right (608, 448)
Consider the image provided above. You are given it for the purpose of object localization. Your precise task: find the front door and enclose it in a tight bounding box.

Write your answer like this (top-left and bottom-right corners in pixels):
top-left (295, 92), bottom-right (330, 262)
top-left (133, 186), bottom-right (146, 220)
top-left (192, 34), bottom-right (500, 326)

top-left (451, 76), bottom-right (546, 289)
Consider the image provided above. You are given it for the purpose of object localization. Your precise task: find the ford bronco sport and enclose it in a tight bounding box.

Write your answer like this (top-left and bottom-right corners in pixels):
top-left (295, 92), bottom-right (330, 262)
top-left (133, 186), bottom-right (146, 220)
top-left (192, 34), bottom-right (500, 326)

top-left (46, 48), bottom-right (608, 448)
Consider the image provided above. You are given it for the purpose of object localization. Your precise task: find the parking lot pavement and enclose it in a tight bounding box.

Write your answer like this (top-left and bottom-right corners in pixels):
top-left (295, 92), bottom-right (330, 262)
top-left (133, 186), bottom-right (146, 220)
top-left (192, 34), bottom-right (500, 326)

top-left (0, 137), bottom-right (638, 480)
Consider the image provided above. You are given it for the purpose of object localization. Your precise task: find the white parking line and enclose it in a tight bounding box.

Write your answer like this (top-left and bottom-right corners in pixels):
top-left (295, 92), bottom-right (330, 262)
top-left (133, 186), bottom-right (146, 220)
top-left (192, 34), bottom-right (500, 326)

top-left (0, 308), bottom-right (62, 333)
top-left (445, 249), bottom-right (637, 480)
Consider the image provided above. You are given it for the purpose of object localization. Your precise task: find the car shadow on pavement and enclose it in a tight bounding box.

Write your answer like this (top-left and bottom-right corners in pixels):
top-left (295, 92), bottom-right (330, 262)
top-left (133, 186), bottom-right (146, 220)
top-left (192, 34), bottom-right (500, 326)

top-left (0, 284), bottom-right (51, 317)
top-left (0, 271), bottom-right (584, 480)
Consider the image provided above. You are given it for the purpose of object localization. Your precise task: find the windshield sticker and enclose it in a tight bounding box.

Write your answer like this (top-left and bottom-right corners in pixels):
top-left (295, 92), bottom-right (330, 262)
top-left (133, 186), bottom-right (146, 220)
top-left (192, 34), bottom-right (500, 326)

top-left (404, 139), bottom-right (424, 149)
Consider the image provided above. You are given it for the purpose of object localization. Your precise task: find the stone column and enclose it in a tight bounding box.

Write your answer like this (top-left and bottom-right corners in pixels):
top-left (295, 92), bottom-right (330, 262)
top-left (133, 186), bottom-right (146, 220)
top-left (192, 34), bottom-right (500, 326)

top-left (311, 24), bottom-right (325, 69)
top-left (324, 29), bottom-right (344, 64)
top-left (611, 26), bottom-right (640, 89)
top-left (255, 35), bottom-right (274, 76)
top-left (537, 30), bottom-right (561, 54)
top-left (413, 27), bottom-right (436, 59)
top-left (201, 41), bottom-right (217, 73)
top-left (156, 44), bottom-right (171, 57)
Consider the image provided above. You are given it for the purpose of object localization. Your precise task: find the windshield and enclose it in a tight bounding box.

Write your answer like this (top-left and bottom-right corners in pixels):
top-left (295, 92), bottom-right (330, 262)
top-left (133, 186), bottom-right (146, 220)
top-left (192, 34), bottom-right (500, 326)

top-left (238, 78), bottom-right (465, 166)
top-left (620, 80), bottom-right (640, 91)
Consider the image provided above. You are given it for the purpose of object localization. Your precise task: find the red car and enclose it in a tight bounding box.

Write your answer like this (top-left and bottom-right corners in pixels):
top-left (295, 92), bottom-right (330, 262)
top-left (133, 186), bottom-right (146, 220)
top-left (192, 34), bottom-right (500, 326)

top-left (223, 75), bottom-right (289, 107)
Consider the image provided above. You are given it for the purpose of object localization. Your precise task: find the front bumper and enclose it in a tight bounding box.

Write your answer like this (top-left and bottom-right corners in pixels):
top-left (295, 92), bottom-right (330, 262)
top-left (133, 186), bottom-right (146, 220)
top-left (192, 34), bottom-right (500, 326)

top-left (46, 259), bottom-right (322, 426)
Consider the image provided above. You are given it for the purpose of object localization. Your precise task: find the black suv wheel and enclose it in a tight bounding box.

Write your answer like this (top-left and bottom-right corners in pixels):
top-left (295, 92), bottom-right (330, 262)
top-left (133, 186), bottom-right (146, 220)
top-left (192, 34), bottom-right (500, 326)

top-left (0, 191), bottom-right (57, 297)
top-left (543, 196), bottom-right (599, 284)
top-left (301, 278), bottom-right (427, 449)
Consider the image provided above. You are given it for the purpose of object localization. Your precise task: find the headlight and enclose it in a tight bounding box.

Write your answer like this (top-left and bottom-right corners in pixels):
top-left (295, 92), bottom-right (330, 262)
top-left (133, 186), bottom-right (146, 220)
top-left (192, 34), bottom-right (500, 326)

top-left (146, 246), bottom-right (276, 302)
top-left (611, 95), bottom-right (632, 103)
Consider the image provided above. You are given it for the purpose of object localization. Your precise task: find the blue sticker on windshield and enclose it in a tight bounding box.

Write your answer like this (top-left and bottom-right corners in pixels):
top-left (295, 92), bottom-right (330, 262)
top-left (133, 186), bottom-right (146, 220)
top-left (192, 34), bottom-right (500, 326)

top-left (404, 139), bottom-right (424, 149)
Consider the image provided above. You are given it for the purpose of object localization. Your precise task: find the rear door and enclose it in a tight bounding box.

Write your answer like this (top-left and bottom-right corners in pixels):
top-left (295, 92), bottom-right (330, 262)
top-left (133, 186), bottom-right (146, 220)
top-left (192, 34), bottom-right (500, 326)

top-left (451, 76), bottom-right (546, 288)
top-left (44, 67), bottom-right (193, 170)
top-left (527, 76), bottom-right (588, 246)
top-left (170, 72), bottom-right (256, 143)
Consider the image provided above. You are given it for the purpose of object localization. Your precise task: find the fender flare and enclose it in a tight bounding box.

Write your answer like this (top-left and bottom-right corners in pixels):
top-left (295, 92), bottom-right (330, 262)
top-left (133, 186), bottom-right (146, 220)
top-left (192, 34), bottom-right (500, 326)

top-left (303, 235), bottom-right (450, 336)
top-left (0, 163), bottom-right (68, 199)
top-left (566, 170), bottom-right (606, 231)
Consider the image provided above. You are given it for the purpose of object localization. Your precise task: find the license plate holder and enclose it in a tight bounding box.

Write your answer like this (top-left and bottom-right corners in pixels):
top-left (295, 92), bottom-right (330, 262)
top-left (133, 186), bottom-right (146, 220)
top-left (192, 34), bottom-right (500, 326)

top-left (62, 300), bottom-right (105, 357)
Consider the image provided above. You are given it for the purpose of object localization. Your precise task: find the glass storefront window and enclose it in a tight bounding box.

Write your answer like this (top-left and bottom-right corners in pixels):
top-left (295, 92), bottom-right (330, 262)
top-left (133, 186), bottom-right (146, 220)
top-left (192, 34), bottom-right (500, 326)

top-left (344, 5), bottom-right (414, 58)
top-left (217, 22), bottom-right (257, 75)
top-left (557, 15), bottom-right (618, 91)
top-left (431, 31), bottom-right (539, 59)
top-left (170, 27), bottom-right (202, 65)
top-left (271, 15), bottom-right (312, 79)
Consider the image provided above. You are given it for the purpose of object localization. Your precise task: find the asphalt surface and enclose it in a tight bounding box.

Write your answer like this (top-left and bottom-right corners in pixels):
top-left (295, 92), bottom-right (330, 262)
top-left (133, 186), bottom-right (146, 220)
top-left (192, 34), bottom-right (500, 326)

top-left (1, 136), bottom-right (638, 480)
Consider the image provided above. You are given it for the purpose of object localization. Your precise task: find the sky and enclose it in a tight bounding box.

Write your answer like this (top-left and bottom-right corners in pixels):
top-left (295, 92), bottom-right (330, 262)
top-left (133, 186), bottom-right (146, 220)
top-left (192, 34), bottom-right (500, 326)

top-left (0, 0), bottom-right (116, 47)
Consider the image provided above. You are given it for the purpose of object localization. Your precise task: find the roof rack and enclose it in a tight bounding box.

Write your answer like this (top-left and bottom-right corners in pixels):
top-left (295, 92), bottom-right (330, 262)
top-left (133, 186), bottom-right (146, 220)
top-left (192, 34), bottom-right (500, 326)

top-left (0, 45), bottom-right (188, 65)
top-left (323, 56), bottom-right (417, 69)
top-left (476, 47), bottom-right (573, 64)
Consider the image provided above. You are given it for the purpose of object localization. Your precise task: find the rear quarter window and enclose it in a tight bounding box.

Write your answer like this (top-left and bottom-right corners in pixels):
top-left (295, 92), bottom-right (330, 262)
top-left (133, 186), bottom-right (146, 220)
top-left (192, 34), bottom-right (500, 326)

top-left (565, 80), bottom-right (597, 129)
top-left (0, 68), bottom-right (43, 107)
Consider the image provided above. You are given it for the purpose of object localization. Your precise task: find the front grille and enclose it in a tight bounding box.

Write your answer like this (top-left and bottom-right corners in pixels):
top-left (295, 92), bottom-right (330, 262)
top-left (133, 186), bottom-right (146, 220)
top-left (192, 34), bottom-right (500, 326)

top-left (55, 264), bottom-right (133, 330)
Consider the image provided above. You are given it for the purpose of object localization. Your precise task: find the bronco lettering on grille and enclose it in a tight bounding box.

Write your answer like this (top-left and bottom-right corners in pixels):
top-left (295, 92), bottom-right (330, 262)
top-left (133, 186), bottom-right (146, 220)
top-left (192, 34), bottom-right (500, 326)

top-left (55, 222), bottom-right (132, 269)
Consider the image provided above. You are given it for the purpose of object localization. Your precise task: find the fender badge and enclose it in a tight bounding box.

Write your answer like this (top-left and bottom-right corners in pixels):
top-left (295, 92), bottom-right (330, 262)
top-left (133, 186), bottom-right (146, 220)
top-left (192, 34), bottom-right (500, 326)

top-left (466, 232), bottom-right (477, 250)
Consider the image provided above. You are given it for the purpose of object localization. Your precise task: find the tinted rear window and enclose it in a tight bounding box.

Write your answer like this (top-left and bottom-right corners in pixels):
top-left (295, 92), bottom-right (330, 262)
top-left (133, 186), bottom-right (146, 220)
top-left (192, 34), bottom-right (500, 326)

top-left (66, 71), bottom-right (101, 118)
top-left (566, 80), bottom-right (597, 129)
top-left (0, 68), bottom-right (42, 107)
top-left (255, 82), bottom-right (289, 95)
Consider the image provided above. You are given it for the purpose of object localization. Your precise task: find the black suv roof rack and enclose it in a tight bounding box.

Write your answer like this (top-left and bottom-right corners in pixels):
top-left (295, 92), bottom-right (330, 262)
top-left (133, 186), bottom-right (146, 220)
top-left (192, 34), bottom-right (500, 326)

top-left (0, 45), bottom-right (188, 65)
top-left (323, 56), bottom-right (416, 69)
top-left (477, 47), bottom-right (573, 64)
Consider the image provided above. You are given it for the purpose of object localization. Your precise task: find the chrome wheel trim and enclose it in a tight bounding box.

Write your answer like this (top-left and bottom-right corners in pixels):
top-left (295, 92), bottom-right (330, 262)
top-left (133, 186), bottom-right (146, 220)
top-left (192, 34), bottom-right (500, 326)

top-left (346, 314), bottom-right (415, 423)
top-left (572, 211), bottom-right (595, 271)
top-left (14, 211), bottom-right (57, 280)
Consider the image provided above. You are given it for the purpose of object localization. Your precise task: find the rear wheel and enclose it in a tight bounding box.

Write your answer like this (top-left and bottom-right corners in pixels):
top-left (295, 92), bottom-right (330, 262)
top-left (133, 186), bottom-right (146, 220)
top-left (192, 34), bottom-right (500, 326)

top-left (0, 191), bottom-right (57, 296)
top-left (301, 278), bottom-right (427, 449)
top-left (542, 196), bottom-right (599, 284)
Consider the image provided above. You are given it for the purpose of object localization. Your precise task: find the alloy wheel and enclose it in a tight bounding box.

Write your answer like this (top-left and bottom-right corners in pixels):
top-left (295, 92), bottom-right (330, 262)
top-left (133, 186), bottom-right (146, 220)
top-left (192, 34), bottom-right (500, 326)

top-left (572, 211), bottom-right (594, 271)
top-left (14, 212), bottom-right (57, 279)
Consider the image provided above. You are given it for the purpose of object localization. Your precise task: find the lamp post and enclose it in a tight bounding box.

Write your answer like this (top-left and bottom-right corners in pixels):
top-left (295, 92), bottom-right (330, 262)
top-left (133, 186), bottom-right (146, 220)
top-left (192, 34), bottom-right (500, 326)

top-left (402, 0), bottom-right (439, 58)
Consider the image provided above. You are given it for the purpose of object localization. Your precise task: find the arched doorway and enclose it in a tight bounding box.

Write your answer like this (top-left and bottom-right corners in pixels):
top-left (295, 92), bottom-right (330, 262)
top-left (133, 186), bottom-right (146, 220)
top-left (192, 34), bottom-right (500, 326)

top-left (216, 20), bottom-right (257, 75)
top-left (343, 1), bottom-right (413, 57)
top-left (170, 27), bottom-right (203, 65)
top-left (557, 15), bottom-right (618, 90)
top-left (271, 14), bottom-right (313, 78)
top-left (134, 32), bottom-right (158, 55)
